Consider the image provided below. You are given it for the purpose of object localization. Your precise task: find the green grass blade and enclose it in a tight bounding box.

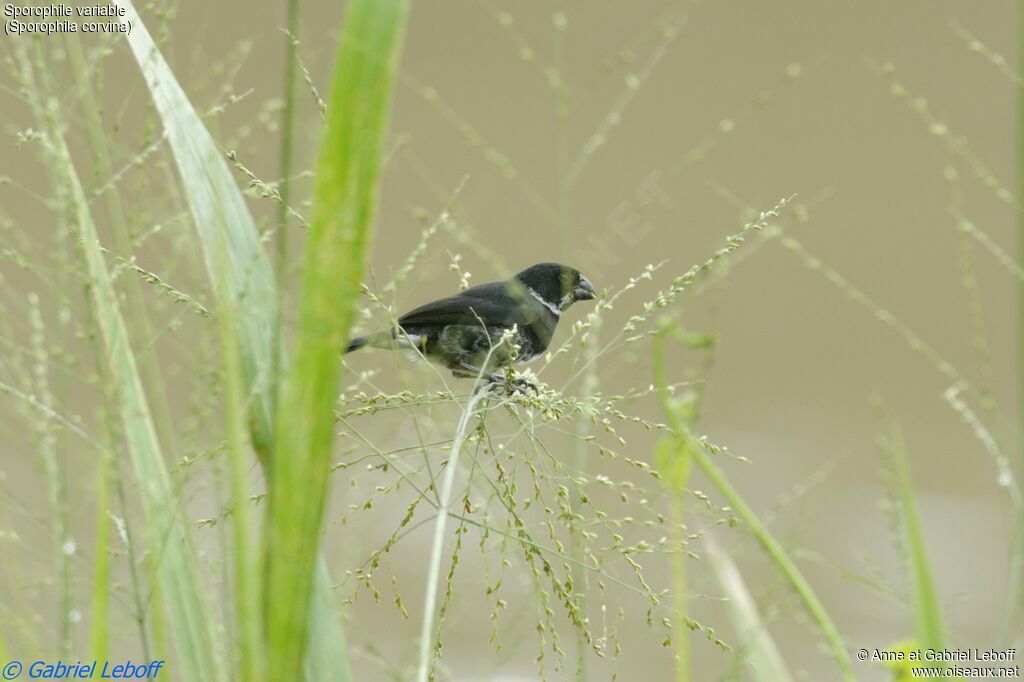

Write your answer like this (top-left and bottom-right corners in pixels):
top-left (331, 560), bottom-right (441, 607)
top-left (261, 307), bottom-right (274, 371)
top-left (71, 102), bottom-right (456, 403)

top-left (115, 3), bottom-right (364, 678)
top-left (653, 329), bottom-right (854, 681)
top-left (265, 0), bottom-right (408, 679)
top-left (654, 433), bottom-right (694, 682)
top-left (276, 0), bottom-right (302, 284)
top-left (14, 39), bottom-right (222, 680)
top-left (304, 560), bottom-right (353, 682)
top-left (1012, 0), bottom-right (1024, 643)
top-left (65, 33), bottom-right (180, 456)
top-left (116, 0), bottom-right (279, 456)
top-left (31, 87), bottom-right (224, 682)
top-left (219, 280), bottom-right (265, 681)
top-left (704, 532), bottom-right (794, 682)
top-left (73, 155), bottom-right (224, 681)
top-left (886, 425), bottom-right (945, 651)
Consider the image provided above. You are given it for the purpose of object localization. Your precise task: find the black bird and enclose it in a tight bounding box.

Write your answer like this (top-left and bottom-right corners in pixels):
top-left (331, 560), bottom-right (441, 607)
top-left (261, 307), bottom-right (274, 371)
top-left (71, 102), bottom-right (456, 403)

top-left (345, 263), bottom-right (596, 386)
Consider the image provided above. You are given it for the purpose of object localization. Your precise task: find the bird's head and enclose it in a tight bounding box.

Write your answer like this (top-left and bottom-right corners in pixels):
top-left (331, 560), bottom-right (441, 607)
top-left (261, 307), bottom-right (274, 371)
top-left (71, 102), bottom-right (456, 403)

top-left (514, 263), bottom-right (596, 312)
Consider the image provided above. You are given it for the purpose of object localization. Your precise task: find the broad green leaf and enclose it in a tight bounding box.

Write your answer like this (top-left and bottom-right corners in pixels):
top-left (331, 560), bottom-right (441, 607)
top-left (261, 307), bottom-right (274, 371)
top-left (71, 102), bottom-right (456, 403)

top-left (115, 2), bottom-right (374, 679)
top-left (265, 0), bottom-right (409, 679)
top-left (116, 0), bottom-right (278, 455)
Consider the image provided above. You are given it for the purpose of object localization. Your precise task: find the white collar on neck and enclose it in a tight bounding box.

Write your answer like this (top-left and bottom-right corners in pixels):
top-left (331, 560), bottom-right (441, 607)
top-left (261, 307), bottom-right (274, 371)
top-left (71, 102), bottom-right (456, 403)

top-left (528, 287), bottom-right (561, 316)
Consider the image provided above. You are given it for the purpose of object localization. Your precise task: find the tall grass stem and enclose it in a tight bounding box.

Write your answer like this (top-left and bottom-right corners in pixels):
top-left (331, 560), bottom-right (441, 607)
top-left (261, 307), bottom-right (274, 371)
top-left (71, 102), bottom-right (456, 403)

top-left (416, 388), bottom-right (487, 682)
top-left (276, 0), bottom-right (301, 288)
top-left (653, 331), bottom-right (854, 681)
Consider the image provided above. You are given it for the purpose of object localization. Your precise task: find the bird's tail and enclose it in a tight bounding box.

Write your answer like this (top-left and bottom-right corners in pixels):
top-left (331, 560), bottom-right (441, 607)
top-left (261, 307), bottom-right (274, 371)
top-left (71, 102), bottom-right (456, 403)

top-left (345, 336), bottom-right (369, 354)
top-left (344, 330), bottom-right (392, 354)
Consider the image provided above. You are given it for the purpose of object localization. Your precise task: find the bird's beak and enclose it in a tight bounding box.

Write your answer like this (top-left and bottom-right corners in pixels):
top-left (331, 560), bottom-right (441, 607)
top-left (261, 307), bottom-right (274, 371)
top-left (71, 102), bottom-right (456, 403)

top-left (573, 276), bottom-right (597, 301)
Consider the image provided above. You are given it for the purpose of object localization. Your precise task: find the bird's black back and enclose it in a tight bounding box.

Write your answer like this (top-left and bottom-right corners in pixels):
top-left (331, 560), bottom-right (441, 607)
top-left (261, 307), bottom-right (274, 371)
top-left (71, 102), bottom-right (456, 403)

top-left (399, 280), bottom-right (540, 330)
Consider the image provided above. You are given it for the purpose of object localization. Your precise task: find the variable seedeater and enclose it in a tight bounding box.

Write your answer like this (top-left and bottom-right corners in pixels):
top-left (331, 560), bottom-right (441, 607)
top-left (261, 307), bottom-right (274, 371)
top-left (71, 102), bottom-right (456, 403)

top-left (345, 263), bottom-right (596, 386)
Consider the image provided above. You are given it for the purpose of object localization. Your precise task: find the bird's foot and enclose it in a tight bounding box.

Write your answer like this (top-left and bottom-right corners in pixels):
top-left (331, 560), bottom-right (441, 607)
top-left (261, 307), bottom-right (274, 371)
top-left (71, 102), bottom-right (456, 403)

top-left (450, 363), bottom-right (539, 396)
top-left (490, 374), bottom-right (539, 396)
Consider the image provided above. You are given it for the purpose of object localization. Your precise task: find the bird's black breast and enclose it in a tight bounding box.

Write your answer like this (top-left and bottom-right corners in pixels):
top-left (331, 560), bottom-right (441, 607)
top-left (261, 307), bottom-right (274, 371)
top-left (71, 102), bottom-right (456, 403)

top-left (516, 308), bottom-right (557, 362)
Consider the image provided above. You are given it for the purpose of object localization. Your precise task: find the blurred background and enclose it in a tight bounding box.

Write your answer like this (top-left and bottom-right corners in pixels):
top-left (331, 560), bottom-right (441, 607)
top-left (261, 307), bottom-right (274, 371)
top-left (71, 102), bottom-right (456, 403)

top-left (0, 1), bottom-right (1018, 680)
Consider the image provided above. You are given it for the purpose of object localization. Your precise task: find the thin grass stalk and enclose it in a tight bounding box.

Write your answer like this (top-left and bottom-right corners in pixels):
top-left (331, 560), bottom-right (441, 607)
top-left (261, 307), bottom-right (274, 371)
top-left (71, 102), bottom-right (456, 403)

top-left (276, 0), bottom-right (301, 286)
top-left (76, 157), bottom-right (221, 674)
top-left (1014, 0), bottom-right (1024, 643)
top-left (550, 12), bottom-right (595, 678)
top-left (669, 492), bottom-right (690, 682)
top-left (24, 70), bottom-right (225, 682)
top-left (653, 331), bottom-right (854, 681)
top-left (79, 281), bottom-right (129, 662)
top-left (704, 532), bottom-right (793, 682)
top-left (145, 551), bottom-right (169, 661)
top-left (656, 432), bottom-right (691, 682)
top-left (264, 1), bottom-right (408, 678)
top-left (219, 279), bottom-right (264, 681)
top-left (884, 425), bottom-right (945, 652)
top-left (112, 456), bottom-right (151, 659)
top-left (64, 34), bottom-right (180, 455)
top-left (81, 276), bottom-right (160, 661)
top-left (87, 450), bottom-right (111, 662)
top-left (15, 35), bottom-right (167, 667)
top-left (66, 274), bottom-right (143, 660)
top-left (54, 290), bottom-right (73, 659)
top-left (16, 41), bottom-right (75, 660)
top-left (27, 292), bottom-right (70, 656)
top-left (65, 36), bottom-right (173, 658)
top-left (652, 374), bottom-right (701, 681)
top-left (42, 52), bottom-right (75, 661)
top-left (416, 389), bottom-right (487, 682)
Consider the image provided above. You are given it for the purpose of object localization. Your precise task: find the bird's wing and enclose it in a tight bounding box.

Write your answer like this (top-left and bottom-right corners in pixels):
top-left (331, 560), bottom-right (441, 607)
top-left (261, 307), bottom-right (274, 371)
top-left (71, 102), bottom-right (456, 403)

top-left (398, 281), bottom-right (534, 329)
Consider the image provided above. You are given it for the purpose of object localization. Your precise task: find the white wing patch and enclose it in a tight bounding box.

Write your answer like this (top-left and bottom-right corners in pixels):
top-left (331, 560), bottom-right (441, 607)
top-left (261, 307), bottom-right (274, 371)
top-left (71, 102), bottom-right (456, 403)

top-left (398, 333), bottom-right (422, 349)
